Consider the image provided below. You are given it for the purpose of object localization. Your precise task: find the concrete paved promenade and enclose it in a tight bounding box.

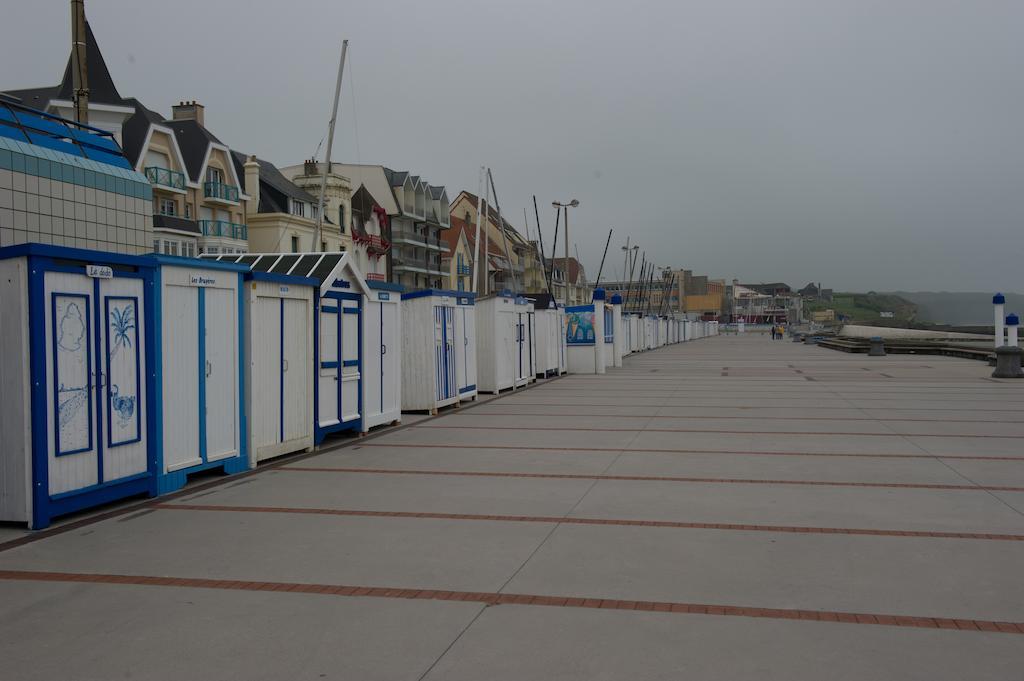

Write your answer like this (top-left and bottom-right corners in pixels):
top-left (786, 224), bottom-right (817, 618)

top-left (1, 335), bottom-right (1023, 680)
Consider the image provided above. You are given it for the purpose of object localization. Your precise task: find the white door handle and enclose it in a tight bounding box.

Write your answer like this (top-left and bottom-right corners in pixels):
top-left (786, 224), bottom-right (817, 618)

top-left (282, 359), bottom-right (289, 372)
top-left (206, 360), bottom-right (212, 378)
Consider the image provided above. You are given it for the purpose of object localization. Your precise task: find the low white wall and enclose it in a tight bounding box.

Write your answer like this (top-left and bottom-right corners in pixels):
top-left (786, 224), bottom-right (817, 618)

top-left (840, 324), bottom-right (992, 341)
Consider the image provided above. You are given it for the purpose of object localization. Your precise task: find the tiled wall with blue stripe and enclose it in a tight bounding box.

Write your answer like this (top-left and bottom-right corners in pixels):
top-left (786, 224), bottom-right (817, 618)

top-left (0, 136), bottom-right (154, 253)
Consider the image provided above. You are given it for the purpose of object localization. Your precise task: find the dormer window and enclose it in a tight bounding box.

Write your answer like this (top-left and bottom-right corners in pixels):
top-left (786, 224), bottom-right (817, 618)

top-left (206, 167), bottom-right (223, 184)
top-left (291, 200), bottom-right (306, 218)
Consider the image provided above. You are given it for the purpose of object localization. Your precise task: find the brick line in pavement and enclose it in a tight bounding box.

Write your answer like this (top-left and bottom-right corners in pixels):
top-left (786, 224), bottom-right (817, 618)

top-left (473, 403), bottom-right (1024, 413)
top-left (357, 442), bottom-right (1024, 462)
top-left (412, 424), bottom-right (1021, 439)
top-left (0, 570), bottom-right (1019, 634)
top-left (460, 411), bottom-right (1024, 425)
top-left (154, 504), bottom-right (1024, 542)
top-left (279, 466), bottom-right (1024, 492)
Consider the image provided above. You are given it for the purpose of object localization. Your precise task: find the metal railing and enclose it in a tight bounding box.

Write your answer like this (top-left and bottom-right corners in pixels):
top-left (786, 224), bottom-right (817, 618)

top-left (391, 226), bottom-right (427, 243)
top-left (145, 166), bottom-right (186, 191)
top-left (203, 181), bottom-right (239, 203)
top-left (457, 264), bottom-right (471, 275)
top-left (199, 219), bottom-right (247, 240)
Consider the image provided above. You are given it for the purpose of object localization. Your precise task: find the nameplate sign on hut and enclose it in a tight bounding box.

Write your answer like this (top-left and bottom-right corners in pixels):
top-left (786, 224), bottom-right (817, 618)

top-left (86, 265), bottom-right (113, 279)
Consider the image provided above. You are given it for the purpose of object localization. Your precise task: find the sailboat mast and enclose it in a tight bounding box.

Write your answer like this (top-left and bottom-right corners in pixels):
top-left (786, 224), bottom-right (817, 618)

top-left (315, 39), bottom-right (348, 252)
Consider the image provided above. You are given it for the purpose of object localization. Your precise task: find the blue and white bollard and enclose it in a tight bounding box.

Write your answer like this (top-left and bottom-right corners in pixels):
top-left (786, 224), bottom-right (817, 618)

top-left (868, 336), bottom-right (886, 357)
top-left (994, 293), bottom-right (1006, 349)
top-left (992, 314), bottom-right (1023, 379)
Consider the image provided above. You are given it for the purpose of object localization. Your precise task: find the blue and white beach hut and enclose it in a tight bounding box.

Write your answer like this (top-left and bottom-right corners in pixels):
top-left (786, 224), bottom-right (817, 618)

top-left (0, 244), bottom-right (158, 528)
top-left (204, 252), bottom-right (374, 443)
top-left (401, 289), bottom-right (477, 413)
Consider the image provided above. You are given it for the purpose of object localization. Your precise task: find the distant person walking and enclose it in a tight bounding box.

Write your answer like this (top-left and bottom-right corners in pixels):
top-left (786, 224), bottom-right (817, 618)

top-left (769, 325), bottom-right (777, 340)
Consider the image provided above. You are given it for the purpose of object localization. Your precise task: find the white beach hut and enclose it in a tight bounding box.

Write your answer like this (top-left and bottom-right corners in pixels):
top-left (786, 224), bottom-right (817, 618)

top-left (242, 271), bottom-right (317, 466)
top-left (362, 281), bottom-right (403, 432)
top-left (152, 255), bottom-right (249, 494)
top-left (476, 292), bottom-right (536, 393)
top-left (204, 252), bottom-right (373, 443)
top-left (533, 298), bottom-right (567, 377)
top-left (401, 289), bottom-right (477, 413)
top-left (0, 244), bottom-right (158, 529)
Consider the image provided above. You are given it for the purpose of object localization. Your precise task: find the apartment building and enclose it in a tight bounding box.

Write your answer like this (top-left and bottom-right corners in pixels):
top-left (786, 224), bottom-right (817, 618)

top-left (449, 191), bottom-right (546, 295)
top-left (304, 164), bottom-right (449, 289)
top-left (236, 153), bottom-right (352, 255)
top-left (441, 216), bottom-right (474, 292)
top-left (5, 20), bottom-right (249, 257)
top-left (279, 160), bottom-right (354, 254)
top-left (549, 257), bottom-right (589, 305)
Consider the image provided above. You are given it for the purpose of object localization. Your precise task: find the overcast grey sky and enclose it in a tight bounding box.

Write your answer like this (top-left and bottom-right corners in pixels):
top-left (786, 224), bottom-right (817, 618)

top-left (2, 0), bottom-right (1021, 291)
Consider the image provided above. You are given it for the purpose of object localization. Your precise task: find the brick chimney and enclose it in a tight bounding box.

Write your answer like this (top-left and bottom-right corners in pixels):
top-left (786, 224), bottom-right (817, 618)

top-left (304, 159), bottom-right (319, 177)
top-left (172, 100), bottom-right (205, 127)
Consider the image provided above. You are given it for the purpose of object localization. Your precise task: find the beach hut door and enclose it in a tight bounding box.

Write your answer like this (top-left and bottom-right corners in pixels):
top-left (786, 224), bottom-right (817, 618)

top-left (46, 271), bottom-right (148, 496)
top-left (281, 298), bottom-right (310, 441)
top-left (203, 287), bottom-right (238, 461)
top-left (339, 300), bottom-right (362, 423)
top-left (318, 296), bottom-right (362, 427)
top-left (380, 301), bottom-right (399, 415)
top-left (434, 306), bottom-right (455, 401)
top-left (456, 306), bottom-right (475, 395)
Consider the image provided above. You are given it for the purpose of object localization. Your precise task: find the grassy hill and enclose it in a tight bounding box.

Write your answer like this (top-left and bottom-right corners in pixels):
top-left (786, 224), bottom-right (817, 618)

top-left (890, 291), bottom-right (1024, 326)
top-left (804, 292), bottom-right (917, 325)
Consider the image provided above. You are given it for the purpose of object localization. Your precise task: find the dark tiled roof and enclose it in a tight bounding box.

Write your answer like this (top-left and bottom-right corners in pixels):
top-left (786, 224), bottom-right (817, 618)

top-left (166, 118), bottom-right (224, 182)
top-left (551, 257), bottom-right (585, 284)
top-left (454, 190), bottom-right (526, 243)
top-left (121, 99), bottom-right (166, 167)
top-left (447, 215), bottom-right (506, 257)
top-left (1, 85), bottom-right (60, 108)
top-left (387, 169), bottom-right (408, 187)
top-left (3, 20), bottom-right (128, 111)
top-left (56, 21), bottom-right (126, 106)
top-left (232, 150), bottom-right (317, 215)
top-left (428, 185), bottom-right (445, 199)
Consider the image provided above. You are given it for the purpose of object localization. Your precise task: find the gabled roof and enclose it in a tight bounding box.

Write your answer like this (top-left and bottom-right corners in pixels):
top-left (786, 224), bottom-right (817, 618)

top-left (452, 190), bottom-right (526, 243)
top-left (165, 118), bottom-right (225, 182)
top-left (550, 257), bottom-right (586, 284)
top-left (447, 215), bottom-right (507, 258)
top-left (121, 98), bottom-right (167, 167)
top-left (428, 185), bottom-right (445, 200)
top-left (387, 169), bottom-right (409, 187)
top-left (350, 184), bottom-right (386, 236)
top-left (440, 221), bottom-right (469, 263)
top-left (231, 151), bottom-right (315, 214)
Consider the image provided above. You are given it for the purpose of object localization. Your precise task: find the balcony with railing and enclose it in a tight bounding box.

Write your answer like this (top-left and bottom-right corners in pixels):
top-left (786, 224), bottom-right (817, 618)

top-left (145, 166), bottom-right (186, 191)
top-left (392, 226), bottom-right (446, 251)
top-left (457, 263), bottom-right (471, 275)
top-left (199, 219), bottom-right (247, 240)
top-left (353, 232), bottom-right (391, 256)
top-left (390, 225), bottom-right (427, 245)
top-left (203, 181), bottom-right (240, 204)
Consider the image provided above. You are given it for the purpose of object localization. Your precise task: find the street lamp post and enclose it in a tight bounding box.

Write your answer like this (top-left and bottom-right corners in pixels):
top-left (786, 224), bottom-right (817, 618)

top-left (622, 242), bottom-right (638, 311)
top-left (552, 199), bottom-right (579, 307)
